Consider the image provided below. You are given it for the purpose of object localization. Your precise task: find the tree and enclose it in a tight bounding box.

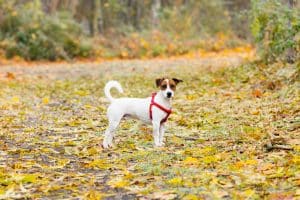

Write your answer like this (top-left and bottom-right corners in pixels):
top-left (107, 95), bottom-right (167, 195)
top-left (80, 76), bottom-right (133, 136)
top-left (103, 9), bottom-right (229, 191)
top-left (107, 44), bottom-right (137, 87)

top-left (152, 0), bottom-right (160, 28)
top-left (92, 0), bottom-right (100, 36)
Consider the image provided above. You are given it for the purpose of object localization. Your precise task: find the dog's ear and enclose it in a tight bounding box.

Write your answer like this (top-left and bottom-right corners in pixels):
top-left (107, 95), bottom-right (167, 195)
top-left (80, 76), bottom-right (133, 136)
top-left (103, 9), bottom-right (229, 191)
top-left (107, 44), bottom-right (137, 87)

top-left (156, 78), bottom-right (163, 87)
top-left (172, 78), bottom-right (183, 85)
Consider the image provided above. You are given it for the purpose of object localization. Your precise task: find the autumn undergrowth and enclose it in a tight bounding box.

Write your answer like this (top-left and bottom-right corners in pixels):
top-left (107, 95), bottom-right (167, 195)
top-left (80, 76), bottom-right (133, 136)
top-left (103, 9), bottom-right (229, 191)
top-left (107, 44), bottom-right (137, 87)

top-left (0, 60), bottom-right (299, 199)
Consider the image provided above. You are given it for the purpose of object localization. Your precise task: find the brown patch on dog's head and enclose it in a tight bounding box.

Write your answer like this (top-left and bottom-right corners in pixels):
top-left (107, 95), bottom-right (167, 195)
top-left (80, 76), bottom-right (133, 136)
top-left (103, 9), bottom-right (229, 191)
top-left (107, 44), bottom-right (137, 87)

top-left (172, 78), bottom-right (183, 85)
top-left (156, 78), bottom-right (164, 87)
top-left (160, 79), bottom-right (169, 90)
top-left (155, 77), bottom-right (183, 91)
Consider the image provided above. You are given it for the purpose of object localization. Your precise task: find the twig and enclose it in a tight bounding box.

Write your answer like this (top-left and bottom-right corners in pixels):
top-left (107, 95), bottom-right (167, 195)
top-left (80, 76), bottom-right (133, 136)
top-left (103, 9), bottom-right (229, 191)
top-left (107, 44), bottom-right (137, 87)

top-left (265, 143), bottom-right (293, 151)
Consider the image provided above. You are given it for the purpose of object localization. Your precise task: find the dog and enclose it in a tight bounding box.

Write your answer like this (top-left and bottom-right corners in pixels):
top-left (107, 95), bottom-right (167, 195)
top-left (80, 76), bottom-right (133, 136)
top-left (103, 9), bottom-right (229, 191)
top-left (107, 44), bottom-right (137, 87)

top-left (102, 78), bottom-right (183, 148)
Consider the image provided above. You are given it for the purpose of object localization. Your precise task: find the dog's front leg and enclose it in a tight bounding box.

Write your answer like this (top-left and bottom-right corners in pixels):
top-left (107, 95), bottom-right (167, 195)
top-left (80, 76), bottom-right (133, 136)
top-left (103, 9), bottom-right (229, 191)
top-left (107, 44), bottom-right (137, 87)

top-left (152, 121), bottom-right (161, 147)
top-left (159, 123), bottom-right (165, 146)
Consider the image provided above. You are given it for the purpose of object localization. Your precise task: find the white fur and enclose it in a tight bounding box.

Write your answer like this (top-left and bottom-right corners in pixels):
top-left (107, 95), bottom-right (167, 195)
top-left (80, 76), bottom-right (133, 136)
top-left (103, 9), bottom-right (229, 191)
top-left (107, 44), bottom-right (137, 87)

top-left (104, 80), bottom-right (124, 102)
top-left (162, 79), bottom-right (174, 99)
top-left (103, 80), bottom-right (173, 148)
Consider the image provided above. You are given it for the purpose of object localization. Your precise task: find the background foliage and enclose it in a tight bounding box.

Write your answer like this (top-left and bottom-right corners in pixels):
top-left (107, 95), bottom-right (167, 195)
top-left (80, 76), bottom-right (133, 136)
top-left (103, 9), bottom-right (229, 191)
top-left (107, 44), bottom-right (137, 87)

top-left (0, 0), bottom-right (250, 60)
top-left (0, 0), bottom-right (299, 62)
top-left (250, 0), bottom-right (300, 63)
top-left (0, 0), bottom-right (92, 60)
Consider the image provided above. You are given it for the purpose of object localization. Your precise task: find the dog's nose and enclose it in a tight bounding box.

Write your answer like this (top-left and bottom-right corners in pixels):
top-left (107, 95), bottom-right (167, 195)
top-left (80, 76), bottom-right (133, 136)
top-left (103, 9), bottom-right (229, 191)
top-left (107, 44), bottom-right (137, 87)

top-left (167, 92), bottom-right (172, 98)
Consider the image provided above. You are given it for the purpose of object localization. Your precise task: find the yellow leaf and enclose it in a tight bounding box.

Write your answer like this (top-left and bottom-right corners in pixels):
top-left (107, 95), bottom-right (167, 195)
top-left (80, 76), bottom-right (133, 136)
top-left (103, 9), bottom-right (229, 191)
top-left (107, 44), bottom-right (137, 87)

top-left (75, 90), bottom-right (89, 96)
top-left (250, 109), bottom-right (260, 115)
top-left (108, 178), bottom-right (130, 188)
top-left (42, 97), bottom-right (49, 104)
top-left (186, 94), bottom-right (197, 100)
top-left (198, 146), bottom-right (216, 155)
top-left (166, 177), bottom-right (182, 186)
top-left (84, 104), bottom-right (93, 109)
top-left (12, 96), bottom-right (20, 103)
top-left (65, 141), bottom-right (76, 146)
top-left (183, 157), bottom-right (199, 165)
top-left (56, 159), bottom-right (70, 168)
top-left (124, 171), bottom-right (134, 179)
top-left (13, 173), bottom-right (38, 184)
top-left (233, 159), bottom-right (258, 169)
top-left (87, 147), bottom-right (98, 156)
top-left (22, 174), bottom-right (38, 183)
top-left (244, 189), bottom-right (255, 198)
top-left (235, 161), bottom-right (244, 170)
top-left (292, 155), bottom-right (300, 165)
top-left (86, 159), bottom-right (110, 170)
top-left (183, 194), bottom-right (199, 200)
top-left (294, 145), bottom-right (300, 152)
top-left (202, 155), bottom-right (219, 164)
top-left (0, 188), bottom-right (5, 195)
top-left (185, 147), bottom-right (217, 157)
top-left (85, 190), bottom-right (104, 200)
top-left (245, 159), bottom-right (258, 165)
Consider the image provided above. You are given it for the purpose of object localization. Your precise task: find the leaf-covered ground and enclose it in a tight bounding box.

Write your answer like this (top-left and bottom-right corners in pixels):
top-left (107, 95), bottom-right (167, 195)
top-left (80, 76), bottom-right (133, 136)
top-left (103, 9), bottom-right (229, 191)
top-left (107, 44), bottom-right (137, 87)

top-left (0, 53), bottom-right (299, 199)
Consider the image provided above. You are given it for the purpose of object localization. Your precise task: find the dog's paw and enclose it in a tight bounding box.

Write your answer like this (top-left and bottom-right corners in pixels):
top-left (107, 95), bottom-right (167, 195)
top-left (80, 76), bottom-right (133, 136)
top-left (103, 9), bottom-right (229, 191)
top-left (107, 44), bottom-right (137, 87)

top-left (102, 141), bottom-right (112, 149)
top-left (154, 142), bottom-right (164, 147)
top-left (102, 143), bottom-right (109, 149)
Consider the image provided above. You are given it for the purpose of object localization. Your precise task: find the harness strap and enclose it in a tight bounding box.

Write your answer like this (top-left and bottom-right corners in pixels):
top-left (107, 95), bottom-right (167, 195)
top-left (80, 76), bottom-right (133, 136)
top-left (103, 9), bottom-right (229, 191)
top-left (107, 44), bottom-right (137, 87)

top-left (149, 93), bottom-right (172, 124)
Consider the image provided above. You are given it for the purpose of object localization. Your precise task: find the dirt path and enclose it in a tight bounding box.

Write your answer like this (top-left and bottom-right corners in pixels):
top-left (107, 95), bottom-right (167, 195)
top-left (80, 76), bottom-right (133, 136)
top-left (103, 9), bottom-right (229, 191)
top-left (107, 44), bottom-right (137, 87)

top-left (1, 49), bottom-right (299, 199)
top-left (0, 51), bottom-right (252, 79)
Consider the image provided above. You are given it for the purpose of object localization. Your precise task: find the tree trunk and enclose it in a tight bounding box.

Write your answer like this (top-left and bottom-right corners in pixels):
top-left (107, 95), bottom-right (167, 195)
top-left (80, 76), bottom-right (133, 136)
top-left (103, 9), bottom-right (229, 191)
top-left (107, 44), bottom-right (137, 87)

top-left (151, 0), bottom-right (160, 28)
top-left (286, 0), bottom-right (296, 63)
top-left (99, 0), bottom-right (104, 33)
top-left (134, 0), bottom-right (141, 30)
top-left (67, 0), bottom-right (79, 16)
top-left (92, 0), bottom-right (100, 36)
top-left (41, 0), bottom-right (60, 14)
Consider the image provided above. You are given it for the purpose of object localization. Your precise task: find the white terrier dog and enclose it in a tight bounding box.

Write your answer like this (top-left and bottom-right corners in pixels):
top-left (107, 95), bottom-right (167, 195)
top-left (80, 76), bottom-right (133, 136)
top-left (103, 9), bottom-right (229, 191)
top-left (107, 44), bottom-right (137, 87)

top-left (103, 78), bottom-right (183, 148)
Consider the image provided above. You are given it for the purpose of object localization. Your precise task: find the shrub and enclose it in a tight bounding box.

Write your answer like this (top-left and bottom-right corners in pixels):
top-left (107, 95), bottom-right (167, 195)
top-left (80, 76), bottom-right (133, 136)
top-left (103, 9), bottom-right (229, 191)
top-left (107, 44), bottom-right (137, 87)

top-left (250, 0), bottom-right (300, 63)
top-left (0, 0), bottom-right (93, 60)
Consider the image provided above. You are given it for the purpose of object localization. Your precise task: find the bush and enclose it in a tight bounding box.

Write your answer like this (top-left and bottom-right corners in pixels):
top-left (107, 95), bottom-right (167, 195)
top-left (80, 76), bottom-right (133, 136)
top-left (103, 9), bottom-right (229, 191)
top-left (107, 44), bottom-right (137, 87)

top-left (0, 0), bottom-right (93, 60)
top-left (250, 0), bottom-right (300, 63)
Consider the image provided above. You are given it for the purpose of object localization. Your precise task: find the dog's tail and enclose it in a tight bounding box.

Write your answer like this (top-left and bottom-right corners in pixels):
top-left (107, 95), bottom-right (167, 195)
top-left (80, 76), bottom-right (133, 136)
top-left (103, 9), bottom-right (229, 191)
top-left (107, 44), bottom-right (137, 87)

top-left (104, 81), bottom-right (124, 102)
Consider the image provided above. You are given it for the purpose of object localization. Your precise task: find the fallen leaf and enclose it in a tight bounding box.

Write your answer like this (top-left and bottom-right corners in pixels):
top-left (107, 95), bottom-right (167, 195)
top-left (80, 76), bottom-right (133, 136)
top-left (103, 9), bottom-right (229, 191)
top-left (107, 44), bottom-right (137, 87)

top-left (252, 88), bottom-right (263, 98)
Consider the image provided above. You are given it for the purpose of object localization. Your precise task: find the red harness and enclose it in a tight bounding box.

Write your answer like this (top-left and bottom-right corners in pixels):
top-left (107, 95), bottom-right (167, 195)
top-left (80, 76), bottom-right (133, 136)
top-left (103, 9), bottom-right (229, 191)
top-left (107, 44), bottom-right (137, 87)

top-left (149, 93), bottom-right (172, 124)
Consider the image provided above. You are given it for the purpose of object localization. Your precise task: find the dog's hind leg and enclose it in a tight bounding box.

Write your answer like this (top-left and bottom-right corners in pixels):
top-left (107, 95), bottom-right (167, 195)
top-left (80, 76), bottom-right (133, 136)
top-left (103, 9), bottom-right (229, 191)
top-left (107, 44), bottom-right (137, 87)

top-left (103, 111), bottom-right (122, 148)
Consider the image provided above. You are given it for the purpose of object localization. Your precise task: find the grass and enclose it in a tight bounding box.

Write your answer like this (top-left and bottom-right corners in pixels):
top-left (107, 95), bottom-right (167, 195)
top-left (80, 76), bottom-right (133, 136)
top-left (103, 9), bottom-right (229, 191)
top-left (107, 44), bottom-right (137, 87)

top-left (0, 58), bottom-right (299, 199)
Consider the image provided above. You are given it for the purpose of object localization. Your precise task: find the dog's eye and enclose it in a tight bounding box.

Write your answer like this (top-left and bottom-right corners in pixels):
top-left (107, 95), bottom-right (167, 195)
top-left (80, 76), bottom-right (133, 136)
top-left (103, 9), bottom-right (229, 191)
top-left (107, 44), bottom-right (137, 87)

top-left (161, 85), bottom-right (167, 89)
top-left (170, 84), bottom-right (175, 89)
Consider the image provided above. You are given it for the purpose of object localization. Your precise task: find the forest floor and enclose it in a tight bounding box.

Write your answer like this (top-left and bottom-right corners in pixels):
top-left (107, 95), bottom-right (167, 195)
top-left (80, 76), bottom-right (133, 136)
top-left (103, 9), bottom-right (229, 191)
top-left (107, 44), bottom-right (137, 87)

top-left (0, 49), bottom-right (299, 199)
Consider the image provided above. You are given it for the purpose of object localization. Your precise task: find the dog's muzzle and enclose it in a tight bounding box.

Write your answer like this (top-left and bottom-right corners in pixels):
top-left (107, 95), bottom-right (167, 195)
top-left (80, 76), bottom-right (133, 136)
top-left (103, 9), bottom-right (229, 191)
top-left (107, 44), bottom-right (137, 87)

top-left (167, 92), bottom-right (172, 98)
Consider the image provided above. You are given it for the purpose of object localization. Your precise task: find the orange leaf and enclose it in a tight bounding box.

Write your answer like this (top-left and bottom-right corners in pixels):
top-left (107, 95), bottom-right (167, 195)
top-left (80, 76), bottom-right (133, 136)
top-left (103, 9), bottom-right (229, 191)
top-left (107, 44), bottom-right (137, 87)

top-left (252, 89), bottom-right (262, 98)
top-left (6, 72), bottom-right (15, 79)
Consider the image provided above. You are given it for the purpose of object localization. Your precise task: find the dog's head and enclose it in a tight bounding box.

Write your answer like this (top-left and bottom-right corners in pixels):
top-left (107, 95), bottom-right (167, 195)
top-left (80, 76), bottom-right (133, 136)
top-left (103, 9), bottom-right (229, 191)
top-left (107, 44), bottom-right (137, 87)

top-left (156, 77), bottom-right (183, 99)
